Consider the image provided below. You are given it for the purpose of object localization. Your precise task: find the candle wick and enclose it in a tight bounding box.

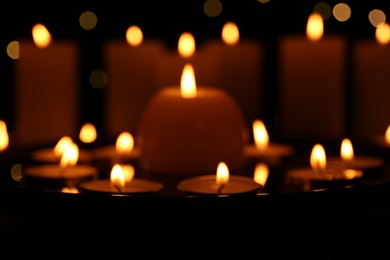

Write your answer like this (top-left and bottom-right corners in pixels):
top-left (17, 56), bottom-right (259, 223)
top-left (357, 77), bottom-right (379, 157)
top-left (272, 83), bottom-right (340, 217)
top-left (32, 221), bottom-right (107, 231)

top-left (113, 184), bottom-right (122, 193)
top-left (217, 184), bottom-right (225, 194)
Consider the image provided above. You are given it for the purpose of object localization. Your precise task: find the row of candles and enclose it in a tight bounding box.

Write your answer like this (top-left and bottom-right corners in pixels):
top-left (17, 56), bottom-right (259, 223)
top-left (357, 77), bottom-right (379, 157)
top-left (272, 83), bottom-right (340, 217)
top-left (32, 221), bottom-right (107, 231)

top-left (1, 12), bottom-right (390, 195)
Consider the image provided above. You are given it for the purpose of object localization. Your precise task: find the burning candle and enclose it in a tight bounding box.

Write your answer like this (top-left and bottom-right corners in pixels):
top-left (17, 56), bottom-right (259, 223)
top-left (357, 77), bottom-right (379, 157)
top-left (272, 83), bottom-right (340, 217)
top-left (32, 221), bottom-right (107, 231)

top-left (23, 142), bottom-right (98, 189)
top-left (79, 163), bottom-right (163, 194)
top-left (199, 21), bottom-right (263, 126)
top-left (103, 25), bottom-right (166, 137)
top-left (286, 143), bottom-right (363, 191)
top-left (14, 23), bottom-right (79, 147)
top-left (137, 63), bottom-right (247, 176)
top-left (177, 162), bottom-right (262, 195)
top-left (279, 13), bottom-right (347, 139)
top-left (243, 119), bottom-right (294, 164)
top-left (0, 120), bottom-right (9, 152)
top-left (353, 23), bottom-right (390, 139)
top-left (253, 162), bottom-right (269, 188)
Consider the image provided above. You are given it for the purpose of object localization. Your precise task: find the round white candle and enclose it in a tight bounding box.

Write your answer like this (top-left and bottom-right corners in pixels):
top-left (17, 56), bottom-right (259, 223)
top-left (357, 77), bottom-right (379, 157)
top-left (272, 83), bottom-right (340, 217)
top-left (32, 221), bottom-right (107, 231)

top-left (137, 87), bottom-right (247, 176)
top-left (327, 155), bottom-right (384, 171)
top-left (23, 164), bottom-right (98, 180)
top-left (79, 179), bottom-right (163, 194)
top-left (177, 175), bottom-right (262, 195)
top-left (92, 146), bottom-right (141, 161)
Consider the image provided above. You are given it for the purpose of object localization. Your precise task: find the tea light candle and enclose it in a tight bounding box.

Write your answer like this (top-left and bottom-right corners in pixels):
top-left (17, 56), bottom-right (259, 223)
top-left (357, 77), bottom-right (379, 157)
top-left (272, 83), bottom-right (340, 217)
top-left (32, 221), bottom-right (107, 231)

top-left (177, 162), bottom-right (262, 195)
top-left (104, 25), bottom-right (166, 137)
top-left (286, 144), bottom-right (363, 191)
top-left (279, 13), bottom-right (347, 139)
top-left (80, 164), bottom-right (163, 194)
top-left (14, 23), bottom-right (79, 147)
top-left (137, 64), bottom-right (247, 176)
top-left (243, 119), bottom-right (294, 164)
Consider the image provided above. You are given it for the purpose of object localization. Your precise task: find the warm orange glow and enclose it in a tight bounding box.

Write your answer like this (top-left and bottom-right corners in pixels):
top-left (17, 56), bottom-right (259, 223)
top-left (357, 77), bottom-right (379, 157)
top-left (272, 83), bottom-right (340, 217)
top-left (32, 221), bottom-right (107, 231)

top-left (32, 23), bottom-right (52, 48)
top-left (54, 136), bottom-right (73, 156)
top-left (110, 164), bottom-right (126, 191)
top-left (343, 169), bottom-right (361, 180)
top-left (180, 63), bottom-right (197, 98)
top-left (61, 187), bottom-right (79, 193)
top-left (115, 132), bottom-right (134, 153)
top-left (216, 162), bottom-right (229, 186)
top-left (60, 142), bottom-right (79, 167)
top-left (121, 164), bottom-right (135, 183)
top-left (0, 120), bottom-right (9, 152)
top-left (79, 123), bottom-right (97, 143)
top-left (126, 25), bottom-right (143, 46)
top-left (340, 138), bottom-right (354, 162)
top-left (253, 119), bottom-right (269, 152)
top-left (310, 144), bottom-right (326, 173)
top-left (385, 125), bottom-right (390, 145)
top-left (253, 163), bottom-right (269, 186)
top-left (306, 13), bottom-right (324, 42)
top-left (375, 22), bottom-right (390, 45)
top-left (222, 21), bottom-right (240, 46)
top-left (178, 32), bottom-right (195, 58)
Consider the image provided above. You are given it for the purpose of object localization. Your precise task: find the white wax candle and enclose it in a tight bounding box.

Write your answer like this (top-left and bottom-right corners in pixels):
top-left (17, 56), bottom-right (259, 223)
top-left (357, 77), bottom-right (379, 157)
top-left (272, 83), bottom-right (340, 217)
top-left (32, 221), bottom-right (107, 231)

top-left (103, 38), bottom-right (166, 138)
top-left (79, 178), bottom-right (163, 194)
top-left (14, 34), bottom-right (79, 147)
top-left (137, 87), bottom-right (247, 176)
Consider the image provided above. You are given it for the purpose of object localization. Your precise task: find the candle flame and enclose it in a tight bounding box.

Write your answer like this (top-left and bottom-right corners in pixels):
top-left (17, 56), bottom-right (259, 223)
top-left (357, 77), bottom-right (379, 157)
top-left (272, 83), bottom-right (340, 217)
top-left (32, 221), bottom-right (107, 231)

top-left (110, 164), bottom-right (126, 190)
top-left (0, 120), bottom-right (9, 152)
top-left (340, 138), bottom-right (354, 162)
top-left (180, 63), bottom-right (197, 98)
top-left (79, 123), bottom-right (97, 143)
top-left (306, 13), bottom-right (324, 42)
top-left (216, 162), bottom-right (229, 186)
top-left (222, 21), bottom-right (240, 46)
top-left (385, 125), bottom-right (390, 145)
top-left (253, 163), bottom-right (269, 186)
top-left (375, 22), bottom-right (390, 45)
top-left (61, 187), bottom-right (79, 193)
top-left (121, 164), bottom-right (135, 183)
top-left (253, 119), bottom-right (269, 152)
top-left (54, 136), bottom-right (73, 156)
top-left (60, 142), bottom-right (79, 167)
top-left (32, 23), bottom-right (52, 48)
top-left (115, 132), bottom-right (134, 153)
top-left (126, 25), bottom-right (143, 46)
top-left (310, 144), bottom-right (326, 173)
top-left (178, 32), bottom-right (195, 58)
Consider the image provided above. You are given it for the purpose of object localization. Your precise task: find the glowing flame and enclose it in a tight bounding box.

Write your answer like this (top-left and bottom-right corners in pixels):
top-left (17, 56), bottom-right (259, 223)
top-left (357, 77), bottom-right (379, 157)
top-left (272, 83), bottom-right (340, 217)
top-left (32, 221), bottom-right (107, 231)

top-left (79, 123), bottom-right (97, 143)
top-left (60, 142), bottom-right (79, 167)
top-left (0, 120), bottom-right (9, 152)
top-left (310, 144), bottom-right (326, 173)
top-left (253, 119), bottom-right (269, 152)
top-left (376, 22), bottom-right (390, 45)
top-left (216, 162), bottom-right (229, 186)
top-left (178, 32), bottom-right (195, 58)
top-left (54, 136), bottom-right (73, 156)
top-left (180, 63), bottom-right (197, 98)
top-left (306, 13), bottom-right (324, 42)
top-left (222, 21), bottom-right (240, 46)
top-left (110, 164), bottom-right (126, 191)
top-left (254, 163), bottom-right (269, 186)
top-left (121, 164), bottom-right (135, 183)
top-left (61, 187), bottom-right (79, 193)
top-left (115, 132), bottom-right (134, 153)
top-left (32, 23), bottom-right (52, 48)
top-left (340, 138), bottom-right (354, 162)
top-left (385, 125), bottom-right (390, 145)
top-left (126, 25), bottom-right (143, 46)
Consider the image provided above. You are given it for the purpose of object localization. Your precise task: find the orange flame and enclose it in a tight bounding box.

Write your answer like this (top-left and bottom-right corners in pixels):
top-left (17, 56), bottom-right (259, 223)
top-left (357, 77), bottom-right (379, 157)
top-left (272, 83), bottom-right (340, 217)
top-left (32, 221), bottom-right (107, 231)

top-left (126, 25), bottom-right (143, 46)
top-left (115, 132), bottom-right (134, 153)
top-left (376, 22), bottom-right (390, 45)
top-left (310, 144), bottom-right (326, 173)
top-left (340, 138), bottom-right (354, 162)
top-left (254, 163), bottom-right (269, 186)
top-left (178, 32), bottom-right (195, 58)
top-left (180, 63), bottom-right (197, 98)
top-left (60, 142), bottom-right (79, 167)
top-left (79, 123), bottom-right (97, 143)
top-left (306, 13), bottom-right (324, 42)
top-left (385, 125), bottom-right (390, 145)
top-left (32, 23), bottom-right (52, 48)
top-left (216, 162), bottom-right (229, 186)
top-left (121, 164), bottom-right (135, 183)
top-left (253, 119), bottom-right (269, 152)
top-left (0, 120), bottom-right (9, 152)
top-left (54, 136), bottom-right (73, 156)
top-left (222, 21), bottom-right (240, 46)
top-left (110, 164), bottom-right (126, 190)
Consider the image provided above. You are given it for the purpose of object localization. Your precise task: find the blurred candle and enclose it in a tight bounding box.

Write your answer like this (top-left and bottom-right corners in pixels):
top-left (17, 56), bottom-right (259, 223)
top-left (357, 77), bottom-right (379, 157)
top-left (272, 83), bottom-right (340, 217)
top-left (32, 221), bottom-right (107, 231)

top-left (137, 63), bottom-right (247, 176)
top-left (103, 25), bottom-right (166, 138)
top-left (0, 120), bottom-right (9, 152)
top-left (279, 13), bottom-right (347, 140)
top-left (14, 23), bottom-right (79, 147)
top-left (353, 22), bottom-right (390, 139)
